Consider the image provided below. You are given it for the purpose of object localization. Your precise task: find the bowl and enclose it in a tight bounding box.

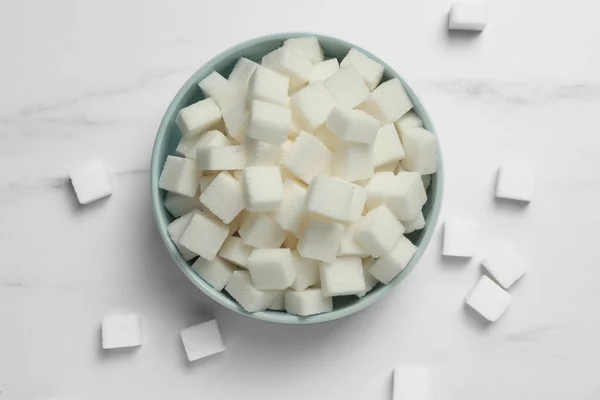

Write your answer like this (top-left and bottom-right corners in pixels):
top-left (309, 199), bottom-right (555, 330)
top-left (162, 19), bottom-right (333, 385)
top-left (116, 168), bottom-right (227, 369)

top-left (151, 32), bottom-right (444, 324)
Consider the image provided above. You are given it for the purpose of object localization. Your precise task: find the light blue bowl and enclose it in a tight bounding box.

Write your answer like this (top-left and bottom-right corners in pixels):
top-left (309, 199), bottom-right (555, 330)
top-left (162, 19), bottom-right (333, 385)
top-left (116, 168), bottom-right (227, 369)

top-left (151, 33), bottom-right (444, 324)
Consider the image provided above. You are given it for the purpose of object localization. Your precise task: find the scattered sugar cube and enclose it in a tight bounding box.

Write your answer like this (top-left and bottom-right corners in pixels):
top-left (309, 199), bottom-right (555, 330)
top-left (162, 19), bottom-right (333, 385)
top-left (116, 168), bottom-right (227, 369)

top-left (324, 67), bottom-right (370, 109)
top-left (356, 205), bottom-right (405, 258)
top-left (164, 191), bottom-right (201, 217)
top-left (357, 258), bottom-right (378, 297)
top-left (282, 131), bottom-right (333, 184)
top-left (374, 124), bottom-right (405, 168)
top-left (320, 257), bottom-right (366, 296)
top-left (246, 99), bottom-right (292, 144)
top-left (191, 256), bottom-right (236, 291)
top-left (185, 130), bottom-right (231, 160)
top-left (340, 48), bottom-right (384, 91)
top-left (176, 98), bottom-right (222, 137)
top-left (394, 111), bottom-right (423, 134)
top-left (285, 288), bottom-right (333, 316)
top-left (443, 217), bottom-right (477, 258)
top-left (221, 95), bottom-right (249, 143)
top-left (273, 179), bottom-right (307, 234)
top-left (297, 217), bottom-right (345, 262)
top-left (365, 171), bottom-right (396, 209)
top-left (225, 270), bottom-right (278, 312)
top-left (242, 166), bottom-right (283, 212)
top-left (333, 141), bottom-right (374, 182)
top-left (283, 233), bottom-right (299, 250)
top-left (268, 291), bottom-right (285, 310)
top-left (358, 78), bottom-right (413, 123)
top-left (495, 163), bottom-right (535, 202)
top-left (238, 213), bottom-right (287, 248)
top-left (200, 172), bottom-right (244, 224)
top-left (179, 211), bottom-right (229, 260)
top-left (369, 236), bottom-right (417, 283)
top-left (481, 243), bottom-right (528, 289)
top-left (101, 313), bottom-right (142, 349)
top-left (198, 71), bottom-right (237, 108)
top-left (387, 171), bottom-right (427, 221)
top-left (306, 176), bottom-right (365, 222)
top-left (400, 127), bottom-right (438, 174)
top-left (466, 275), bottom-right (511, 322)
top-left (326, 107), bottom-right (381, 144)
top-left (228, 57), bottom-right (259, 92)
top-left (248, 248), bottom-right (295, 290)
top-left (403, 212), bottom-right (425, 234)
top-left (289, 81), bottom-right (336, 132)
top-left (218, 236), bottom-right (252, 268)
top-left (159, 156), bottom-right (199, 197)
top-left (196, 145), bottom-right (246, 171)
top-left (338, 219), bottom-right (369, 258)
top-left (309, 59), bottom-right (340, 84)
top-left (244, 138), bottom-right (281, 166)
top-left (248, 66), bottom-right (289, 106)
top-left (262, 47), bottom-right (312, 89)
top-left (393, 366), bottom-right (430, 400)
top-left (283, 37), bottom-right (324, 64)
top-left (289, 250), bottom-right (320, 291)
top-left (167, 211), bottom-right (197, 261)
top-left (69, 161), bottom-right (112, 205)
top-left (449, 1), bottom-right (490, 31)
top-left (180, 320), bottom-right (225, 362)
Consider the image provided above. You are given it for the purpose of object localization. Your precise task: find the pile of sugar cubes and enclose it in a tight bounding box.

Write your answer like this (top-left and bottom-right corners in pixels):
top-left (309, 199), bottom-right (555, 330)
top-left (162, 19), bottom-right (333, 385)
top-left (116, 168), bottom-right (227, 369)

top-left (158, 36), bottom-right (438, 316)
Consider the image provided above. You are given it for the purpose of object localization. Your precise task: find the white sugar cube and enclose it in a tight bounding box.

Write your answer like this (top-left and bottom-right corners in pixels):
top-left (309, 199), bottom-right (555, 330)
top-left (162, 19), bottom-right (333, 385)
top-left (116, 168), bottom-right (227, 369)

top-left (273, 179), bottom-right (307, 233)
top-left (242, 166), bottom-right (283, 212)
top-left (176, 98), bottom-right (222, 137)
top-left (297, 217), bottom-right (345, 262)
top-left (289, 250), bottom-right (320, 291)
top-left (369, 235), bottom-right (417, 283)
top-left (199, 174), bottom-right (218, 193)
top-left (374, 124), bottom-right (405, 168)
top-left (320, 257), bottom-right (366, 296)
top-left (228, 57), bottom-right (259, 92)
top-left (238, 213), bottom-right (287, 248)
top-left (246, 99), bottom-right (291, 144)
top-left (365, 171), bottom-right (396, 209)
top-left (481, 243), bottom-right (528, 289)
top-left (229, 209), bottom-right (249, 234)
top-left (357, 258), bottom-right (378, 297)
top-left (466, 275), bottom-right (511, 322)
top-left (340, 48), bottom-right (384, 91)
top-left (400, 127), bottom-right (438, 174)
top-left (221, 95), bottom-right (249, 142)
top-left (333, 141), bottom-right (374, 182)
top-left (309, 59), bottom-right (339, 84)
top-left (268, 291), bottom-right (285, 310)
top-left (248, 248), bottom-right (295, 290)
top-left (167, 211), bottom-right (197, 261)
top-left (443, 217), bottom-right (477, 258)
top-left (283, 37), bottom-right (324, 64)
top-left (179, 211), bottom-right (229, 260)
top-left (244, 138), bottom-right (280, 166)
top-left (315, 125), bottom-right (342, 151)
top-left (495, 163), bottom-right (535, 202)
top-left (200, 172), bottom-right (244, 223)
top-left (324, 67), bottom-right (370, 109)
top-left (159, 156), bottom-right (199, 197)
top-left (199, 71), bottom-right (237, 108)
top-left (101, 313), bottom-right (142, 349)
top-left (185, 130), bottom-right (231, 160)
top-left (358, 78), bottom-right (413, 123)
top-left (248, 66), bottom-right (289, 106)
top-left (218, 236), bottom-right (252, 268)
top-left (306, 176), bottom-right (365, 222)
top-left (225, 270), bottom-right (278, 312)
top-left (376, 162), bottom-right (399, 173)
top-left (356, 205), bottom-right (405, 258)
top-left (176, 135), bottom-right (197, 156)
top-left (191, 256), bottom-right (236, 291)
top-left (164, 192), bottom-right (201, 217)
top-left (449, 1), bottom-right (490, 31)
top-left (349, 184), bottom-right (368, 221)
top-left (403, 212), bottom-right (425, 234)
top-left (289, 81), bottom-right (336, 132)
top-left (338, 220), bottom-right (369, 258)
top-left (285, 288), bottom-right (333, 316)
top-left (262, 47), bottom-right (312, 89)
top-left (180, 320), bottom-right (225, 362)
top-left (282, 131), bottom-right (333, 184)
top-left (387, 171), bottom-right (427, 221)
top-left (69, 161), bottom-right (112, 205)
top-left (283, 233), bottom-right (299, 250)
top-left (394, 111), bottom-right (423, 134)
top-left (326, 107), bottom-right (381, 144)
top-left (393, 366), bottom-right (430, 400)
top-left (196, 145), bottom-right (246, 171)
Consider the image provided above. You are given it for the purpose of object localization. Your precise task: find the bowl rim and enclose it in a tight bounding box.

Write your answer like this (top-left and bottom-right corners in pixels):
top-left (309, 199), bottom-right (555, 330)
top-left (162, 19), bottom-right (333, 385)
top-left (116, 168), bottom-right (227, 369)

top-left (151, 32), bottom-right (444, 325)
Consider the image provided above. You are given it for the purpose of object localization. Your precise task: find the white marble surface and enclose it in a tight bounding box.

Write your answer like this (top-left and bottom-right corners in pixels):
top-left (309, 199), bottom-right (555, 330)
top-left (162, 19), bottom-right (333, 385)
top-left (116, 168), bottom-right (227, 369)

top-left (1, 0), bottom-right (599, 398)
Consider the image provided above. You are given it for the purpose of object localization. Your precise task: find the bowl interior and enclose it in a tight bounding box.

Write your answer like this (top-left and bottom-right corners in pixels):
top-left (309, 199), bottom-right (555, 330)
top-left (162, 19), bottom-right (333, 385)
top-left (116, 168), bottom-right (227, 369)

top-left (151, 33), bottom-right (443, 324)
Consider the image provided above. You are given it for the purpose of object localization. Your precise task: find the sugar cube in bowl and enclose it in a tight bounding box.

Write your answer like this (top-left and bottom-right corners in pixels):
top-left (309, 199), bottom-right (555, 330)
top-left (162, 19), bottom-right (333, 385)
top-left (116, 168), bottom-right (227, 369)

top-left (150, 33), bottom-right (444, 324)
